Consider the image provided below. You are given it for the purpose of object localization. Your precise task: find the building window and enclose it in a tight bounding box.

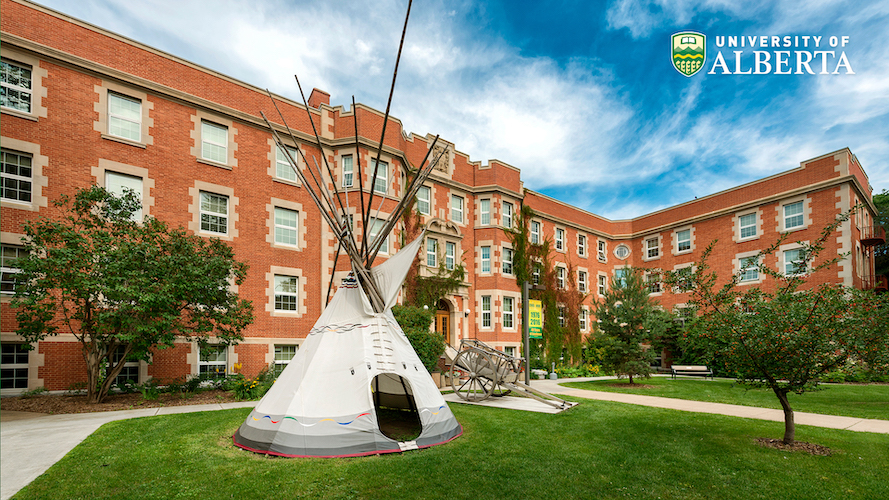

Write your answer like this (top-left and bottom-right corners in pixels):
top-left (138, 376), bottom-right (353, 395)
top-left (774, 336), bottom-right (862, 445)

top-left (1, 344), bottom-right (29, 390)
top-left (558, 307), bottom-right (566, 328)
top-left (502, 248), bottom-right (513, 275)
top-left (451, 195), bottom-right (464, 223)
top-left (784, 248), bottom-right (806, 276)
top-left (578, 270), bottom-right (588, 293)
top-left (105, 171), bottom-right (143, 221)
top-left (274, 207), bottom-right (299, 246)
top-left (784, 201), bottom-right (804, 230)
top-left (577, 234), bottom-right (587, 257)
top-left (480, 246), bottom-right (491, 273)
top-left (614, 244), bottom-right (630, 260)
top-left (557, 266), bottom-right (566, 289)
top-left (427, 238), bottom-right (438, 268)
top-left (740, 256), bottom-right (759, 282)
top-left (532, 264), bottom-right (541, 286)
top-left (201, 121), bottom-right (228, 164)
top-left (1, 59), bottom-right (32, 113)
top-left (503, 296), bottom-right (514, 329)
top-left (502, 201), bottom-right (513, 228)
top-left (646, 237), bottom-right (659, 259)
top-left (598, 240), bottom-right (607, 262)
top-left (111, 345), bottom-right (139, 386)
top-left (615, 268), bottom-right (629, 288)
top-left (369, 217), bottom-right (388, 254)
top-left (416, 186), bottom-right (430, 215)
top-left (200, 192), bottom-right (228, 234)
top-left (739, 213), bottom-right (757, 239)
top-left (1, 244), bottom-right (24, 294)
top-left (480, 199), bottom-right (491, 225)
top-left (107, 92), bottom-right (141, 142)
top-left (481, 295), bottom-right (492, 328)
top-left (555, 228), bottom-right (565, 251)
top-left (531, 221), bottom-right (541, 245)
top-left (274, 345), bottom-right (298, 376)
top-left (1, 150), bottom-right (32, 203)
top-left (504, 346), bottom-right (516, 357)
top-left (646, 273), bottom-right (662, 294)
top-left (579, 309), bottom-right (588, 331)
top-left (341, 155), bottom-right (353, 188)
top-left (445, 242), bottom-right (456, 271)
top-left (676, 229), bottom-right (691, 253)
top-left (276, 145), bottom-right (299, 182)
top-left (199, 345), bottom-right (227, 379)
top-left (274, 275), bottom-right (299, 311)
top-left (372, 159), bottom-right (388, 195)
top-left (598, 274), bottom-right (607, 295)
top-left (674, 266), bottom-right (694, 292)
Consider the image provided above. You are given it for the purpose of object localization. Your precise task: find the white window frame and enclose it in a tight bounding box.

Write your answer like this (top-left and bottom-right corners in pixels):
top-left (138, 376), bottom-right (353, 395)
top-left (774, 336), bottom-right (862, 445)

top-left (676, 229), bottom-right (691, 253)
top-left (274, 207), bottom-right (299, 247)
top-left (558, 306), bottom-right (566, 328)
top-left (480, 199), bottom-right (491, 225)
top-left (274, 345), bottom-right (298, 376)
top-left (105, 171), bottom-right (143, 222)
top-left (445, 242), bottom-right (456, 270)
top-left (372, 159), bottom-right (388, 195)
top-left (502, 247), bottom-right (513, 275)
top-left (274, 275), bottom-right (299, 311)
top-left (615, 268), bottom-right (629, 288)
top-left (557, 266), bottom-right (566, 289)
top-left (739, 212), bottom-right (757, 240)
top-left (201, 120), bottom-right (228, 164)
top-left (784, 201), bottom-right (804, 231)
top-left (1, 343), bottom-right (30, 392)
top-left (481, 295), bottom-right (492, 328)
top-left (427, 238), bottom-right (438, 268)
top-left (578, 270), bottom-right (588, 293)
top-left (739, 255), bottom-right (759, 282)
top-left (502, 201), bottom-right (513, 228)
top-left (579, 308), bottom-right (588, 331)
top-left (416, 185), bottom-right (430, 215)
top-left (276, 145), bottom-right (299, 183)
top-left (783, 247), bottom-right (807, 276)
top-left (451, 195), bottom-right (464, 223)
top-left (480, 246), bottom-right (491, 274)
top-left (645, 272), bottom-right (662, 294)
top-left (368, 217), bottom-right (389, 255)
top-left (531, 221), bottom-right (541, 245)
top-left (341, 155), bottom-right (353, 188)
top-left (597, 274), bottom-right (607, 296)
top-left (111, 345), bottom-right (140, 386)
top-left (555, 228), bottom-right (565, 251)
top-left (0, 59), bottom-right (32, 114)
top-left (199, 345), bottom-right (227, 379)
top-left (1, 244), bottom-right (24, 295)
top-left (502, 296), bottom-right (515, 329)
top-left (107, 92), bottom-right (141, 142)
top-left (199, 191), bottom-right (229, 235)
top-left (1, 149), bottom-right (33, 204)
top-left (577, 234), bottom-right (587, 257)
top-left (646, 237), bottom-right (660, 259)
top-left (614, 244), bottom-right (630, 260)
top-left (597, 240), bottom-right (607, 263)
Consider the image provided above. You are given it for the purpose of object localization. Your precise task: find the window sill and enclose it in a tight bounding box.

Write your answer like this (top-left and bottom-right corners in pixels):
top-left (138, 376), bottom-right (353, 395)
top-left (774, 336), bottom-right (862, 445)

top-left (271, 242), bottom-right (302, 252)
top-left (101, 134), bottom-right (147, 149)
top-left (643, 255), bottom-right (662, 262)
top-left (197, 158), bottom-right (233, 170)
top-left (1, 108), bottom-right (38, 121)
top-left (272, 177), bottom-right (301, 187)
top-left (196, 230), bottom-right (233, 241)
top-left (271, 311), bottom-right (302, 318)
top-left (781, 226), bottom-right (807, 234)
top-left (1, 199), bottom-right (38, 212)
top-left (737, 235), bottom-right (761, 243)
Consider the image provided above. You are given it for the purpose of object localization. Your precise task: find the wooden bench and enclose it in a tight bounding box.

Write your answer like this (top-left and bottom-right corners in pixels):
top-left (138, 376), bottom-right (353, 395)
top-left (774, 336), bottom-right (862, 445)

top-left (670, 365), bottom-right (713, 379)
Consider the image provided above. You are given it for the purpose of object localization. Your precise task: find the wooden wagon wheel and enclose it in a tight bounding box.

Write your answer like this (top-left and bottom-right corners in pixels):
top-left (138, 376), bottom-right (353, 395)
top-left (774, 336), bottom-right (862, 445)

top-left (490, 356), bottom-right (513, 397)
top-left (450, 348), bottom-right (496, 402)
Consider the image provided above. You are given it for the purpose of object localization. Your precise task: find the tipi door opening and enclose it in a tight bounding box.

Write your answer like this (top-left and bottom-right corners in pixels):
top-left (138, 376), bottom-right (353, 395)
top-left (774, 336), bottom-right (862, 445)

top-left (372, 373), bottom-right (422, 442)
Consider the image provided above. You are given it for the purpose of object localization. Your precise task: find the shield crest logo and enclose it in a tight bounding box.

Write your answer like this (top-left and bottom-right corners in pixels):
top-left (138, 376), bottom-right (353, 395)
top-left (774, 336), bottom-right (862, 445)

top-left (672, 32), bottom-right (706, 77)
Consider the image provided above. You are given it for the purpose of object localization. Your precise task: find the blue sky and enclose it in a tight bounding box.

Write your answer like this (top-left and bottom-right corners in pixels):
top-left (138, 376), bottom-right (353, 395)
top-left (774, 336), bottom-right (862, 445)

top-left (38, 0), bottom-right (889, 219)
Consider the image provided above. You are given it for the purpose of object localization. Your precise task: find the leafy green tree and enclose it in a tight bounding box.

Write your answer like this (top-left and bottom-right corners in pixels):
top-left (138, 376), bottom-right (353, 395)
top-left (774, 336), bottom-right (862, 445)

top-left (392, 305), bottom-right (444, 372)
top-left (664, 212), bottom-right (889, 444)
top-left (873, 189), bottom-right (888, 277)
top-left (12, 186), bottom-right (254, 404)
top-left (591, 268), bottom-right (668, 384)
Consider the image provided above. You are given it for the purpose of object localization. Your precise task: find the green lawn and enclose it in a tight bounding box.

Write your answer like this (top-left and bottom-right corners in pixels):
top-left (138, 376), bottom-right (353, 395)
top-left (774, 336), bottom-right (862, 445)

top-left (561, 378), bottom-right (889, 420)
top-left (14, 400), bottom-right (889, 500)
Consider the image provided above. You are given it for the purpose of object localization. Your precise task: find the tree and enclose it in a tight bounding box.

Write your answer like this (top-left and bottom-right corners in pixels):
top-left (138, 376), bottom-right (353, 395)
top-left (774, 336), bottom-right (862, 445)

top-left (591, 268), bottom-right (668, 384)
top-left (12, 186), bottom-right (254, 403)
top-left (873, 189), bottom-right (888, 277)
top-left (664, 212), bottom-right (889, 444)
top-left (392, 305), bottom-right (445, 372)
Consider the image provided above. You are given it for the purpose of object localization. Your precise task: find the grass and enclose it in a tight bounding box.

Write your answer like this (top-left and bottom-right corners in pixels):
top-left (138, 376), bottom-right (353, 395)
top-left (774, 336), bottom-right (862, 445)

top-left (14, 400), bottom-right (889, 500)
top-left (561, 378), bottom-right (889, 420)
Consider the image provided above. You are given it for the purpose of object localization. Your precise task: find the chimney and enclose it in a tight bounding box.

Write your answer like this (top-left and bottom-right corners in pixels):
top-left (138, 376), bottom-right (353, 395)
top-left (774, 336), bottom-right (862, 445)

top-left (308, 88), bottom-right (330, 108)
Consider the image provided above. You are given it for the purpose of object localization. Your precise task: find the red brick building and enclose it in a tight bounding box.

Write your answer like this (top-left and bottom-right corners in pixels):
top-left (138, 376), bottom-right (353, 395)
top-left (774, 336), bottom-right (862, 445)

top-left (1, 0), bottom-right (883, 393)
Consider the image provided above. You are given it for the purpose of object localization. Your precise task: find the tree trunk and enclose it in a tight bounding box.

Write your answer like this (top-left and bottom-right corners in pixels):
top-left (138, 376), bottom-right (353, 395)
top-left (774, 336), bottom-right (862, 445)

top-left (628, 374), bottom-right (634, 384)
top-left (84, 347), bottom-right (102, 404)
top-left (774, 388), bottom-right (795, 444)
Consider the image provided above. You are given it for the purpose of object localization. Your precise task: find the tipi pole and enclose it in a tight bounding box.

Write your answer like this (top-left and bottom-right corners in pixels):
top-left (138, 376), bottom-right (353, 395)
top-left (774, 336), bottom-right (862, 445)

top-left (352, 96), bottom-right (368, 257)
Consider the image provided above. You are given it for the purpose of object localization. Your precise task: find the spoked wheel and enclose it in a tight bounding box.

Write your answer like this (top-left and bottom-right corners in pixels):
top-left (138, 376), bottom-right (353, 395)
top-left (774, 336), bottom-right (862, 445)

top-left (450, 348), bottom-right (497, 402)
top-left (490, 356), bottom-right (513, 397)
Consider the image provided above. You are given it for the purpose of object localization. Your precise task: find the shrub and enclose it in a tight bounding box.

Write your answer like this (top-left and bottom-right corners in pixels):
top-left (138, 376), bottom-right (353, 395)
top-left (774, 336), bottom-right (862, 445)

top-left (392, 305), bottom-right (445, 372)
top-left (232, 366), bottom-right (275, 400)
top-left (20, 386), bottom-right (48, 398)
top-left (136, 380), bottom-right (161, 401)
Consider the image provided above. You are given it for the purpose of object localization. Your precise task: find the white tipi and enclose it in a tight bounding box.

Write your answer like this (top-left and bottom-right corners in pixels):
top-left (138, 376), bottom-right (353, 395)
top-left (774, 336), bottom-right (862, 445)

top-left (234, 2), bottom-right (461, 457)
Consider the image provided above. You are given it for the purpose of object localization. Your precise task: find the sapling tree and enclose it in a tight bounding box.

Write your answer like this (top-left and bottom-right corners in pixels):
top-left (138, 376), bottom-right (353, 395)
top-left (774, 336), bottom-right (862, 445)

top-left (665, 211), bottom-right (889, 444)
top-left (12, 186), bottom-right (254, 403)
top-left (592, 268), bottom-right (669, 384)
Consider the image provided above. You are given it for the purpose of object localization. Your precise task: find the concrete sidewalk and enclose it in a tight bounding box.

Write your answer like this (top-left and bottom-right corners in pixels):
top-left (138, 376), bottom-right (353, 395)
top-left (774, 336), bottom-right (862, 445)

top-left (0, 402), bottom-right (255, 500)
top-left (533, 377), bottom-right (889, 434)
top-left (2, 378), bottom-right (887, 500)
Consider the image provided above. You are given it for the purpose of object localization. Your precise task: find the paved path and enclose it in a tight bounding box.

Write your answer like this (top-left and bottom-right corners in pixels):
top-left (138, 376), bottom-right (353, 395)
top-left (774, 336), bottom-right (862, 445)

top-left (2, 378), bottom-right (887, 500)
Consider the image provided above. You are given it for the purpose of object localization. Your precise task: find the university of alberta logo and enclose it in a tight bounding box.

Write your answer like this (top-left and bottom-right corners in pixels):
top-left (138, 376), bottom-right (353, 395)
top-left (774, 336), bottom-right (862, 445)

top-left (672, 32), bottom-right (706, 77)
